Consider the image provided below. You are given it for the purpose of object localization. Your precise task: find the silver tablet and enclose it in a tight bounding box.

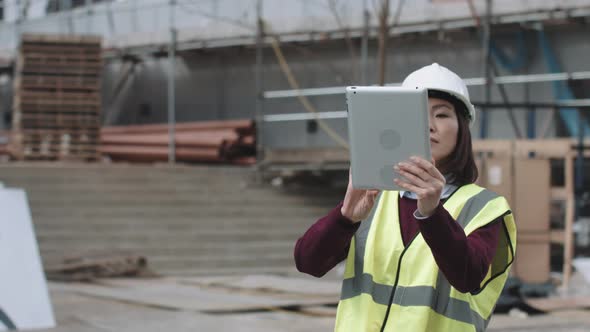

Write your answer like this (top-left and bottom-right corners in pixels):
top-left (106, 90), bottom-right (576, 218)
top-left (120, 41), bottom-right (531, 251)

top-left (346, 86), bottom-right (431, 191)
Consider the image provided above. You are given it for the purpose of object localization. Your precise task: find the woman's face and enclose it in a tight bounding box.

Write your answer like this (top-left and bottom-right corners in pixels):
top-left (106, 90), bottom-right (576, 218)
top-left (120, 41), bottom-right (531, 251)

top-left (428, 97), bottom-right (459, 164)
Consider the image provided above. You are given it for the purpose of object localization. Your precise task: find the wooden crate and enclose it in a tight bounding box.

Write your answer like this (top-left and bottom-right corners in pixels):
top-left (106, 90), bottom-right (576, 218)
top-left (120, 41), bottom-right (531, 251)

top-left (11, 34), bottom-right (102, 161)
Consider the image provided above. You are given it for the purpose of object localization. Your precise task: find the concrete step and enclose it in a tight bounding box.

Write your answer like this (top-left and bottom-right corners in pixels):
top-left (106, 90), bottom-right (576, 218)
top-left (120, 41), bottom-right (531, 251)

top-left (26, 197), bottom-right (338, 209)
top-left (40, 240), bottom-right (296, 254)
top-left (40, 242), bottom-right (299, 266)
top-left (33, 220), bottom-right (316, 231)
top-left (1, 163), bottom-right (341, 275)
top-left (29, 207), bottom-right (330, 219)
top-left (36, 229), bottom-right (304, 244)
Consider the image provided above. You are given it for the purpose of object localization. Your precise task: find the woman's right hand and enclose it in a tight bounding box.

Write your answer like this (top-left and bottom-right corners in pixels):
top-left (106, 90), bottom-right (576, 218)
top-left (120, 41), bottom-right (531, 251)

top-left (340, 169), bottom-right (381, 223)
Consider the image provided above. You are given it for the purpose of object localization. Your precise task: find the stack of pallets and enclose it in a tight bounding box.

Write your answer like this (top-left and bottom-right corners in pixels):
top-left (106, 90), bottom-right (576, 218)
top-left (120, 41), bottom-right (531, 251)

top-left (11, 34), bottom-right (102, 161)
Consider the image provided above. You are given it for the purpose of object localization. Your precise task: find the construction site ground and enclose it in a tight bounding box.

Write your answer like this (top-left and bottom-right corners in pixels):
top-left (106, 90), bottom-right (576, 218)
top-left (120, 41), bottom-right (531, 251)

top-left (31, 271), bottom-right (590, 332)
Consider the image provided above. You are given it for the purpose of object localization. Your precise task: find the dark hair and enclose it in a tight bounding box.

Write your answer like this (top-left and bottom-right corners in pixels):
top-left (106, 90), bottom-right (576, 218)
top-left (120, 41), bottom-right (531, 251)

top-left (428, 90), bottom-right (478, 185)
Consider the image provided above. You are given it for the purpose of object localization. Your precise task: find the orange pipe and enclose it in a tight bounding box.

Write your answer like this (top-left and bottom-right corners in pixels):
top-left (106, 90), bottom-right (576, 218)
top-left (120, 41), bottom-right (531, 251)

top-left (99, 145), bottom-right (222, 162)
top-left (101, 130), bottom-right (239, 148)
top-left (101, 120), bottom-right (254, 135)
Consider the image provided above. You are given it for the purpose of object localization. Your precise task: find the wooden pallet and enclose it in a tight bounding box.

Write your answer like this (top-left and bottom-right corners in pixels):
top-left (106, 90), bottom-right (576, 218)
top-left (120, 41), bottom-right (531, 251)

top-left (11, 34), bottom-right (102, 161)
top-left (16, 90), bottom-right (100, 101)
top-left (15, 75), bottom-right (100, 91)
top-left (15, 100), bottom-right (101, 112)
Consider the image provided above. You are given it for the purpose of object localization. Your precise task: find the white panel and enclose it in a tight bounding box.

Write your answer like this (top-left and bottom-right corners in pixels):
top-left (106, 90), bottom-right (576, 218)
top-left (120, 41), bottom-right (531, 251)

top-left (0, 188), bottom-right (55, 331)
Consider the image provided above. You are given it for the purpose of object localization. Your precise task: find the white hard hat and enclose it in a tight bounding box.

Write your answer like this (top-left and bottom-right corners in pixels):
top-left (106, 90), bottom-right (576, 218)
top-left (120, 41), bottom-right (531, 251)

top-left (402, 63), bottom-right (475, 124)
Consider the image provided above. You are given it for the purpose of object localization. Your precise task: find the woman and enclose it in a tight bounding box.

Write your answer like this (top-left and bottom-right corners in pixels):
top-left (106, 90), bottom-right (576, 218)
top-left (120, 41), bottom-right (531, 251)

top-left (294, 63), bottom-right (516, 332)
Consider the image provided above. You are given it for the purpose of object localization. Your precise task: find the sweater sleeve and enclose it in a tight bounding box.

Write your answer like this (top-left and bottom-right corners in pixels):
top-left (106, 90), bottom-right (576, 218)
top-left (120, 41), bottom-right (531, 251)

top-left (416, 203), bottom-right (503, 293)
top-left (294, 201), bottom-right (360, 278)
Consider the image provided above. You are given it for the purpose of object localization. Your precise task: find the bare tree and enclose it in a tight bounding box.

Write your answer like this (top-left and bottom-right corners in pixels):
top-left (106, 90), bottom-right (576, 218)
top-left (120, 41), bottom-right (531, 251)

top-left (327, 0), bottom-right (359, 83)
top-left (376, 0), bottom-right (389, 86)
top-left (374, 0), bottom-right (406, 85)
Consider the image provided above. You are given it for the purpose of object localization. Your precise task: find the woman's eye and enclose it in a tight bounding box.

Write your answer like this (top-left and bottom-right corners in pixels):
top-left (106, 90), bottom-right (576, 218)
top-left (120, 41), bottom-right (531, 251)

top-left (436, 113), bottom-right (449, 118)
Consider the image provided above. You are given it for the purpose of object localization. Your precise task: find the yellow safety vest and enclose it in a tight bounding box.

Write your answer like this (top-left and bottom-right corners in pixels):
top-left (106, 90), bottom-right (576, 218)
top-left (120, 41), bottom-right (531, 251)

top-left (335, 184), bottom-right (516, 332)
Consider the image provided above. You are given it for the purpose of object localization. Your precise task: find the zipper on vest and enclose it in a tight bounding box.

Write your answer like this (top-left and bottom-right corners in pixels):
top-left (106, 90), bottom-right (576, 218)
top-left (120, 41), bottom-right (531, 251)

top-left (379, 233), bottom-right (419, 332)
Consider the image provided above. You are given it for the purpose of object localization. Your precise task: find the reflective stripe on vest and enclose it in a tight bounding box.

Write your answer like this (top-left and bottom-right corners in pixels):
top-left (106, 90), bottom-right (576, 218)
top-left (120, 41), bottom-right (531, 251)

top-left (336, 184), bottom-right (515, 332)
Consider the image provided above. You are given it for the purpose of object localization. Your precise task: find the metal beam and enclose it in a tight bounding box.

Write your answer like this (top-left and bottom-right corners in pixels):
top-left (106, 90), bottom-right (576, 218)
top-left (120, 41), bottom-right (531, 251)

top-left (262, 101), bottom-right (590, 123)
top-left (263, 71), bottom-right (590, 99)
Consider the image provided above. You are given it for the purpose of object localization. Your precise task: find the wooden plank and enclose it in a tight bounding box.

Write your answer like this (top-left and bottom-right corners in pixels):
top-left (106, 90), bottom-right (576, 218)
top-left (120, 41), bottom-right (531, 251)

top-left (173, 275), bottom-right (341, 297)
top-left (20, 46), bottom-right (101, 58)
top-left (297, 305), bottom-right (337, 317)
top-left (16, 53), bottom-right (101, 75)
top-left (525, 296), bottom-right (590, 312)
top-left (514, 139), bottom-right (577, 158)
top-left (16, 90), bottom-right (100, 102)
top-left (12, 139), bottom-right (99, 146)
top-left (550, 230), bottom-right (565, 244)
top-left (20, 113), bottom-right (99, 121)
top-left (19, 119), bottom-right (100, 127)
top-left (14, 102), bottom-right (101, 113)
top-left (20, 52), bottom-right (101, 62)
top-left (16, 75), bottom-right (100, 91)
top-left (19, 124), bottom-right (101, 131)
top-left (17, 143), bottom-right (99, 151)
top-left (551, 187), bottom-right (568, 201)
top-left (563, 155), bottom-right (575, 289)
top-left (21, 56), bottom-right (101, 68)
top-left (472, 140), bottom-right (513, 156)
top-left (62, 279), bottom-right (338, 313)
top-left (518, 232), bottom-right (551, 243)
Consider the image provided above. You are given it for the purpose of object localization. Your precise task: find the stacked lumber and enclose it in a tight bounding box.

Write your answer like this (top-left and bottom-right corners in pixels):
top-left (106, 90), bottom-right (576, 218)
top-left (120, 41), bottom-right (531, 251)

top-left (10, 34), bottom-right (102, 161)
top-left (100, 119), bottom-right (256, 164)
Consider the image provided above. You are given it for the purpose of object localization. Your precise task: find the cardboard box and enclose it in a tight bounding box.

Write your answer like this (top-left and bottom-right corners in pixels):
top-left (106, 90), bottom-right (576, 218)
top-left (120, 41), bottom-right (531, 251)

top-left (477, 156), bottom-right (513, 207)
top-left (514, 159), bottom-right (551, 232)
top-left (513, 237), bottom-right (551, 284)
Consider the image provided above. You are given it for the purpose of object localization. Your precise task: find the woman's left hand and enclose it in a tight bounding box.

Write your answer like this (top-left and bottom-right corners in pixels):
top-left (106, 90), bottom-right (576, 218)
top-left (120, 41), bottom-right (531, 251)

top-left (394, 156), bottom-right (446, 217)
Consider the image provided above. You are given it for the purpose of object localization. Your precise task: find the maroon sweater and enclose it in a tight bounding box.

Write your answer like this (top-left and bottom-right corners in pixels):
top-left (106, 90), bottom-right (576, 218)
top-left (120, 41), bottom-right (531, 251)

top-left (294, 197), bottom-right (502, 293)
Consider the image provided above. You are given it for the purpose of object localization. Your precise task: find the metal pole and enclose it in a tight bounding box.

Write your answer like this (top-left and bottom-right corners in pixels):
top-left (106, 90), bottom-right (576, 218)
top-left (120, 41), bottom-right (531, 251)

top-left (576, 108), bottom-right (585, 218)
top-left (525, 64), bottom-right (535, 139)
top-left (255, 0), bottom-right (263, 164)
top-left (361, 0), bottom-right (369, 85)
top-left (132, 0), bottom-right (138, 32)
top-left (85, 0), bottom-right (92, 34)
top-left (168, 0), bottom-right (177, 164)
top-left (489, 62), bottom-right (522, 138)
top-left (481, 0), bottom-right (492, 139)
